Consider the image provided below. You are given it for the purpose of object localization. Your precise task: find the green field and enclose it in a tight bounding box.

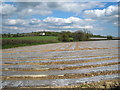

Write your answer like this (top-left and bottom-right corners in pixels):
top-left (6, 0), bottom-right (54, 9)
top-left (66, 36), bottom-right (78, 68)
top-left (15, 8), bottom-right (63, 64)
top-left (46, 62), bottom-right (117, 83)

top-left (2, 36), bottom-right (58, 40)
top-left (2, 36), bottom-right (59, 49)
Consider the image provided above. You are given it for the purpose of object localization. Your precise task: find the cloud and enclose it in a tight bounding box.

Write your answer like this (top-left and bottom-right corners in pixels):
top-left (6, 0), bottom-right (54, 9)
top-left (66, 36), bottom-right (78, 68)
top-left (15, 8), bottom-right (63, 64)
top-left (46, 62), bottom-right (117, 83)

top-left (43, 17), bottom-right (95, 24)
top-left (84, 5), bottom-right (118, 18)
top-left (60, 25), bottom-right (93, 29)
top-left (1, 2), bottom-right (105, 18)
top-left (43, 17), bottom-right (83, 25)
top-left (83, 5), bottom-right (118, 26)
top-left (0, 4), bottom-right (17, 16)
top-left (56, 2), bottom-right (105, 13)
top-left (2, 0), bottom-right (119, 2)
top-left (3, 19), bottom-right (27, 26)
top-left (0, 2), bottom-right (52, 18)
top-left (16, 2), bottom-right (52, 17)
top-left (1, 2), bottom-right (118, 36)
top-left (29, 18), bottom-right (41, 25)
top-left (2, 16), bottom-right (95, 33)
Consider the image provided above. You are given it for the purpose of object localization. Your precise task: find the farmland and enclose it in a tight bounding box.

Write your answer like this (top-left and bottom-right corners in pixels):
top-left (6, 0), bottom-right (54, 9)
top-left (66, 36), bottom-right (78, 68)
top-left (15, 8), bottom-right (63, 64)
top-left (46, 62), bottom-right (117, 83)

top-left (1, 40), bottom-right (120, 89)
top-left (2, 36), bottom-right (59, 49)
top-left (2, 36), bottom-right (58, 40)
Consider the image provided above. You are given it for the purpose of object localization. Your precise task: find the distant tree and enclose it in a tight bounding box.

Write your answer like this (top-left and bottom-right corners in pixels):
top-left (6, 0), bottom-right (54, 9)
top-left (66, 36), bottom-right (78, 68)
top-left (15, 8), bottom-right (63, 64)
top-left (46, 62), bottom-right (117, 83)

top-left (16, 33), bottom-right (20, 37)
top-left (7, 33), bottom-right (11, 37)
top-left (107, 35), bottom-right (113, 40)
top-left (2, 34), bottom-right (7, 38)
top-left (58, 31), bottom-right (72, 42)
top-left (73, 30), bottom-right (89, 41)
top-left (58, 30), bottom-right (92, 42)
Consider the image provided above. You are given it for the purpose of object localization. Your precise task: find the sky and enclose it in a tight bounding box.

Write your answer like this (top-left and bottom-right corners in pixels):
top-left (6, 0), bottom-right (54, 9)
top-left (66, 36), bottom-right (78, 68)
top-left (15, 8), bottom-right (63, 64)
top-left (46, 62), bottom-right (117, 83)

top-left (1, 0), bottom-right (119, 36)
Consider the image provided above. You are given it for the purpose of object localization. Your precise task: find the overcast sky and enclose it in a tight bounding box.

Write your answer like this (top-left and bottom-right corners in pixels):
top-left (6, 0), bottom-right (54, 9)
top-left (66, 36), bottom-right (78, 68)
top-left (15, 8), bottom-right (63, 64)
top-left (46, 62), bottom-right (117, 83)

top-left (1, 1), bottom-right (119, 36)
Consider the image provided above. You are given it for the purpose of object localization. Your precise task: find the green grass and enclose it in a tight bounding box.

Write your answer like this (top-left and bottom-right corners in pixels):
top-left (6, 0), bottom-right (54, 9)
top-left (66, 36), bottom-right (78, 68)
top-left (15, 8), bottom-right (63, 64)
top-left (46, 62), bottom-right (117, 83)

top-left (2, 36), bottom-right (58, 40)
top-left (2, 36), bottom-right (60, 49)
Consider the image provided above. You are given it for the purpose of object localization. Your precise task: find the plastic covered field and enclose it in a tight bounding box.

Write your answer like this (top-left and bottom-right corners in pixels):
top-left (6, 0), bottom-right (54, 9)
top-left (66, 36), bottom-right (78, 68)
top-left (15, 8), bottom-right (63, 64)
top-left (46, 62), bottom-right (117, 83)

top-left (2, 40), bottom-right (119, 88)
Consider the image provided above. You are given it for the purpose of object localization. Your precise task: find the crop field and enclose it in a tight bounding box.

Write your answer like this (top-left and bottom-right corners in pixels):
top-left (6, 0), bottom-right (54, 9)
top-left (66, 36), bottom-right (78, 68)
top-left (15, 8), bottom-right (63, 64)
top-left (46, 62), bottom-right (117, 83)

top-left (2, 36), bottom-right (59, 49)
top-left (2, 36), bottom-right (58, 41)
top-left (1, 40), bottom-right (120, 89)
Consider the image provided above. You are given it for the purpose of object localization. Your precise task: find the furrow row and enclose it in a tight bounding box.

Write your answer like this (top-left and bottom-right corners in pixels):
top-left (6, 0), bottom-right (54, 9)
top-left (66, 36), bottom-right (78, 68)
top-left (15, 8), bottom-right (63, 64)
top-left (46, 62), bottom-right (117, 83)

top-left (2, 58), bottom-right (118, 69)
top-left (2, 70), bottom-right (119, 80)
top-left (2, 57), bottom-right (119, 66)
top-left (3, 54), bottom-right (119, 62)
top-left (2, 62), bottom-right (119, 72)
top-left (2, 74), bottom-right (119, 88)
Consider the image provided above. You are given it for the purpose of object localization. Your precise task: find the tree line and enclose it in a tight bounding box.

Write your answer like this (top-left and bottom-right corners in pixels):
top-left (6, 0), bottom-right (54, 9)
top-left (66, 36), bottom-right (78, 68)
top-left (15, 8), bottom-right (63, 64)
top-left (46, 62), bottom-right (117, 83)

top-left (1, 31), bottom-right (59, 38)
top-left (1, 30), bottom-right (114, 41)
top-left (58, 30), bottom-right (92, 42)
